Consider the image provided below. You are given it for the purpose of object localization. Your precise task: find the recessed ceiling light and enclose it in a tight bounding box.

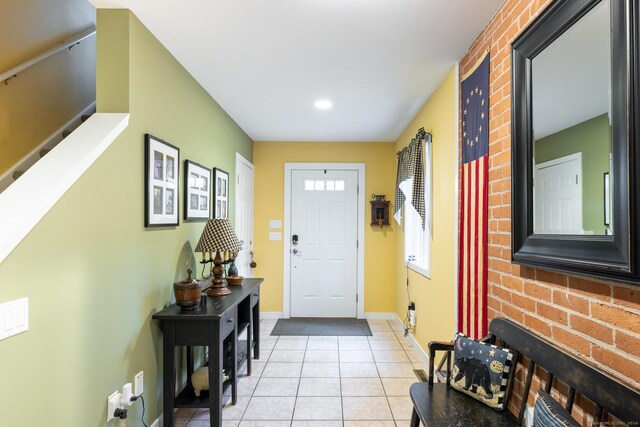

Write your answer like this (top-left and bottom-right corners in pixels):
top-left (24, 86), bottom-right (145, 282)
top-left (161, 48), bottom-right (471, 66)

top-left (314, 100), bottom-right (332, 110)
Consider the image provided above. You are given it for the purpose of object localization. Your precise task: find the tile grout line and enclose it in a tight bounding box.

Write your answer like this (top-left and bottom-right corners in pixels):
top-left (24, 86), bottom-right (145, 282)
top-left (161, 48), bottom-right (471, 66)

top-left (369, 327), bottom-right (397, 424)
top-left (291, 335), bottom-right (308, 425)
top-left (238, 323), bottom-right (277, 423)
top-left (338, 333), bottom-right (344, 426)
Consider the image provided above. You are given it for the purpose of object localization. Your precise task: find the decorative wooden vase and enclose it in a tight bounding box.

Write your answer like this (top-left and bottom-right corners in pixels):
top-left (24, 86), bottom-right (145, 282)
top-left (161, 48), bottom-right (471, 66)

top-left (174, 268), bottom-right (202, 311)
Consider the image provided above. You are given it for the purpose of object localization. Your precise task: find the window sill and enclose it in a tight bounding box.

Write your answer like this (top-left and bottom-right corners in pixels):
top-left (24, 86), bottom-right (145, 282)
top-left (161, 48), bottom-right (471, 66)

top-left (405, 260), bottom-right (431, 279)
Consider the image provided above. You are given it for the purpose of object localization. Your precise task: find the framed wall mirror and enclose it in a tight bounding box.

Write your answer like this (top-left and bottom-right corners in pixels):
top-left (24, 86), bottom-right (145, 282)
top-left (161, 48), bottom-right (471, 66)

top-left (511, 0), bottom-right (640, 283)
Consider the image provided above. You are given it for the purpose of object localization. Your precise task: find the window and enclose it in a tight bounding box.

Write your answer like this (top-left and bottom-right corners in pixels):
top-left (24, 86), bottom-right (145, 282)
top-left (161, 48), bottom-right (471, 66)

top-left (304, 179), bottom-right (345, 192)
top-left (394, 129), bottom-right (432, 278)
top-left (403, 178), bottom-right (431, 278)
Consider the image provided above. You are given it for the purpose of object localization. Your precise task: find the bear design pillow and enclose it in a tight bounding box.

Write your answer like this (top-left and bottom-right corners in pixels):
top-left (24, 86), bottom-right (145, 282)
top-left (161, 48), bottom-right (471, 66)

top-left (450, 332), bottom-right (515, 410)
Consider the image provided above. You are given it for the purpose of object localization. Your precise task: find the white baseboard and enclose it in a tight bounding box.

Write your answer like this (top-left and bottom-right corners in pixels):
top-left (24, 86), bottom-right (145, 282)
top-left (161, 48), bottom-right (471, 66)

top-left (150, 414), bottom-right (161, 427)
top-left (363, 312), bottom-right (397, 320)
top-left (392, 314), bottom-right (430, 368)
top-left (260, 312), bottom-right (399, 320)
top-left (260, 311), bottom-right (283, 319)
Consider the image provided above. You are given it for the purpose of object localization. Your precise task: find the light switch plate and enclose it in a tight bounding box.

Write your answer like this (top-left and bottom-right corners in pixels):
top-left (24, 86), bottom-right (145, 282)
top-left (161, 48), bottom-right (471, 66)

top-left (269, 232), bottom-right (282, 241)
top-left (0, 297), bottom-right (28, 341)
top-left (134, 371), bottom-right (144, 397)
top-left (269, 219), bottom-right (282, 229)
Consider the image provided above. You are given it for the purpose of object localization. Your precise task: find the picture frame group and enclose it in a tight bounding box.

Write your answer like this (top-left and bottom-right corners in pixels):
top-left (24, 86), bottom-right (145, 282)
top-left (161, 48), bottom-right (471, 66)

top-left (144, 133), bottom-right (231, 226)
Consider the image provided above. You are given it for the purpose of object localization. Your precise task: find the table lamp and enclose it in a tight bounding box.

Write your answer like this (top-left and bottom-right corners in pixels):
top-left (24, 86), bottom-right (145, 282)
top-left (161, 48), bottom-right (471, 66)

top-left (195, 219), bottom-right (243, 296)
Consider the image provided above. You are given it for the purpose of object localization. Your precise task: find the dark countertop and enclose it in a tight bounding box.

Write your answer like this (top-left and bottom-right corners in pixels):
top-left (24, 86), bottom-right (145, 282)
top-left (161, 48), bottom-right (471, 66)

top-left (152, 278), bottom-right (263, 320)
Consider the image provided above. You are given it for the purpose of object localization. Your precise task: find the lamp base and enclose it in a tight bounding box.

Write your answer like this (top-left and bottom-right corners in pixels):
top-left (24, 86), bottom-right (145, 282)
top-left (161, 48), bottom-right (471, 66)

top-left (206, 250), bottom-right (231, 297)
top-left (206, 280), bottom-right (231, 297)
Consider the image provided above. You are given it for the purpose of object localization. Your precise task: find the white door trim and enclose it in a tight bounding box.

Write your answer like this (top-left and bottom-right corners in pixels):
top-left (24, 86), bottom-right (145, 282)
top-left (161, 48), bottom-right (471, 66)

top-left (236, 152), bottom-right (253, 170)
top-left (235, 152), bottom-right (254, 275)
top-left (284, 162), bottom-right (365, 319)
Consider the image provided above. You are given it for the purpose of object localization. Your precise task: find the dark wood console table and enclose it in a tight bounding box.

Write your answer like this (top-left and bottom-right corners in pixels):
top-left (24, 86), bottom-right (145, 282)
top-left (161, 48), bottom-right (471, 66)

top-left (152, 278), bottom-right (262, 427)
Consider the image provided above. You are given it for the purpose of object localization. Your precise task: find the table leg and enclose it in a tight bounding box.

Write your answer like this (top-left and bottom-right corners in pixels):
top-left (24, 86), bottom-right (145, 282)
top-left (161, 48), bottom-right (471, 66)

top-left (186, 346), bottom-right (194, 379)
top-left (209, 323), bottom-right (222, 427)
top-left (163, 322), bottom-right (175, 427)
top-left (247, 302), bottom-right (252, 376)
top-left (253, 298), bottom-right (260, 359)
top-left (410, 407), bottom-right (420, 427)
top-left (231, 321), bottom-right (238, 405)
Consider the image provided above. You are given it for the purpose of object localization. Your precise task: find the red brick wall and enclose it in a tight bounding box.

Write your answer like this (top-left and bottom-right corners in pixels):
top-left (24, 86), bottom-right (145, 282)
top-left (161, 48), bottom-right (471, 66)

top-left (459, 0), bottom-right (640, 423)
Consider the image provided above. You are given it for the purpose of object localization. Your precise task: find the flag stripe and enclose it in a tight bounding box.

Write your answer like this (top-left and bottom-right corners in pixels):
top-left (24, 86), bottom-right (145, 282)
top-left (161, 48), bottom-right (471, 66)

top-left (481, 155), bottom-right (489, 335)
top-left (474, 159), bottom-right (480, 338)
top-left (458, 166), bottom-right (466, 333)
top-left (465, 162), bottom-right (472, 334)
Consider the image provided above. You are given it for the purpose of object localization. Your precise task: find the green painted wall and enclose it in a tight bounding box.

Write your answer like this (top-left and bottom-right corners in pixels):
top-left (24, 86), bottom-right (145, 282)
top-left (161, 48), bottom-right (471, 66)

top-left (0, 10), bottom-right (252, 427)
top-left (534, 113), bottom-right (611, 234)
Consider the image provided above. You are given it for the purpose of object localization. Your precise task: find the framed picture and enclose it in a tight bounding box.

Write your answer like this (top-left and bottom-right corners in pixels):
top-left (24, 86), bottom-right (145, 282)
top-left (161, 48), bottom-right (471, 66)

top-left (213, 167), bottom-right (229, 219)
top-left (145, 134), bottom-right (179, 227)
top-left (184, 160), bottom-right (211, 221)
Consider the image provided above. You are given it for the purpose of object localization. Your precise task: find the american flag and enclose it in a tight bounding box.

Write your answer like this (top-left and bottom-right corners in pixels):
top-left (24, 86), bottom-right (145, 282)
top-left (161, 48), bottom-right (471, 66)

top-left (458, 52), bottom-right (490, 339)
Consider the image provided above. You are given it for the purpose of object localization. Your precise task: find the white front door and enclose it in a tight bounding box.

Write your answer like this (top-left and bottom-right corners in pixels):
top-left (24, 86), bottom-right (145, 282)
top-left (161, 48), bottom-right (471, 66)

top-left (235, 154), bottom-right (254, 277)
top-left (534, 153), bottom-right (583, 234)
top-left (290, 169), bottom-right (358, 317)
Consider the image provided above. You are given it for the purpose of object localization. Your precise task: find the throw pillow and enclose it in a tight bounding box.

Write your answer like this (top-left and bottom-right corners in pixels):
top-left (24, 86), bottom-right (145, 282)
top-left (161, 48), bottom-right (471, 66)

top-left (450, 332), bottom-right (515, 410)
top-left (533, 389), bottom-right (581, 427)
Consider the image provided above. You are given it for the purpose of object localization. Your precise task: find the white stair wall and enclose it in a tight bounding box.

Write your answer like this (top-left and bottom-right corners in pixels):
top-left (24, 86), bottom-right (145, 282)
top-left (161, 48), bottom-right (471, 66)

top-left (0, 113), bottom-right (129, 265)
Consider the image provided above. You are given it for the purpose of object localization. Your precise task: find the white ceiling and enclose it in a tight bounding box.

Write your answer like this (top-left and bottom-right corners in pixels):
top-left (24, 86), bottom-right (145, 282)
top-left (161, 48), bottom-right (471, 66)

top-left (89, 0), bottom-right (504, 142)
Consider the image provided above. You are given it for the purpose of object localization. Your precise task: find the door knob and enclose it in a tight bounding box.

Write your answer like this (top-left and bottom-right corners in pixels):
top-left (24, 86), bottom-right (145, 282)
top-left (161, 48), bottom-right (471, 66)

top-left (292, 248), bottom-right (302, 255)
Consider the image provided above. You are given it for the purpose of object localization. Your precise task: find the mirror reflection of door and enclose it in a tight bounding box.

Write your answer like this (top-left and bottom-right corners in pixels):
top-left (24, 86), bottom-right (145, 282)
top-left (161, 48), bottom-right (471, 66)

top-left (534, 154), bottom-right (582, 234)
top-left (532, 0), bottom-right (612, 235)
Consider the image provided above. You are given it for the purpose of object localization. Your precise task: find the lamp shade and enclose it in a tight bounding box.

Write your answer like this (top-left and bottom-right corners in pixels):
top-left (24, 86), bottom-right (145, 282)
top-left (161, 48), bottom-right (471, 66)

top-left (195, 219), bottom-right (243, 254)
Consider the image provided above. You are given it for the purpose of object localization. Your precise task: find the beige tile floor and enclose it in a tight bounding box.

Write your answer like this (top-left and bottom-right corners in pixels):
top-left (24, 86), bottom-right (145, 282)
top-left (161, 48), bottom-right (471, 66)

top-left (174, 319), bottom-right (426, 427)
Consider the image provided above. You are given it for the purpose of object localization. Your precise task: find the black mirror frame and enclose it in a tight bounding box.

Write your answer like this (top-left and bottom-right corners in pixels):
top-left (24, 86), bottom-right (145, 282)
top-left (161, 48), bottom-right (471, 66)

top-left (511, 0), bottom-right (640, 283)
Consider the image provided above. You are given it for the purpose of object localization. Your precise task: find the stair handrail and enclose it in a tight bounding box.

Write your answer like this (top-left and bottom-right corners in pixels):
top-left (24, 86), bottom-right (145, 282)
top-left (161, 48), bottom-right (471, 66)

top-left (0, 27), bottom-right (96, 85)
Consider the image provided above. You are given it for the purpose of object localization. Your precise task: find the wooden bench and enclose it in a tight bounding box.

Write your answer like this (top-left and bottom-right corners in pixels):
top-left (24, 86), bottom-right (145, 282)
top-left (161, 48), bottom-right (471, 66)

top-left (409, 317), bottom-right (640, 426)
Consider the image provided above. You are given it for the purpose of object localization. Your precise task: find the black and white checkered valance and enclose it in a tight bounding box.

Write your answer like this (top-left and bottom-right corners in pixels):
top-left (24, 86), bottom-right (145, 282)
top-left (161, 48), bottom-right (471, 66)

top-left (394, 128), bottom-right (431, 229)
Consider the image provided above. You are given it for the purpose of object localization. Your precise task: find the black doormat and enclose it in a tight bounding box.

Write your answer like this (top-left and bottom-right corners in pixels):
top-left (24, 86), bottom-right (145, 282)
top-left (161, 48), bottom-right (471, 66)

top-left (271, 318), bottom-right (372, 336)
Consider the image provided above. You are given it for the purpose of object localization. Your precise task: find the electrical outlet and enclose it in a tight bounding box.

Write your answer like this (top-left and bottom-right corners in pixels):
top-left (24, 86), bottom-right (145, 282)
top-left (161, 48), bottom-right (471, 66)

top-left (107, 391), bottom-right (121, 422)
top-left (134, 371), bottom-right (144, 397)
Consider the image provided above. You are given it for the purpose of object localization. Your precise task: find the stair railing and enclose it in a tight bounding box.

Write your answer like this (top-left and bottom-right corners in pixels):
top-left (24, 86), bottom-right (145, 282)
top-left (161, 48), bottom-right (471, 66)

top-left (0, 27), bottom-right (96, 85)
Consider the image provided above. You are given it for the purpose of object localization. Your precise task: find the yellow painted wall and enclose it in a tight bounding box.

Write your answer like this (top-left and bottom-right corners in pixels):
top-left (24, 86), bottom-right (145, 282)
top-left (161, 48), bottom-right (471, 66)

top-left (394, 67), bottom-right (458, 350)
top-left (0, 0), bottom-right (96, 175)
top-left (253, 142), bottom-right (396, 314)
top-left (0, 10), bottom-right (252, 426)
